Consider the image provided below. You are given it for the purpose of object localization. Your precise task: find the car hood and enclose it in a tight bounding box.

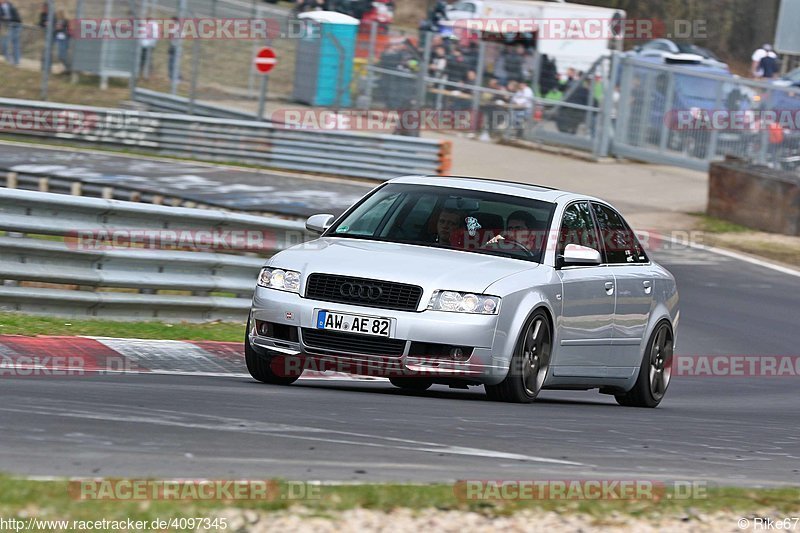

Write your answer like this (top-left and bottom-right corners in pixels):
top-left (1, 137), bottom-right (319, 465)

top-left (269, 237), bottom-right (539, 294)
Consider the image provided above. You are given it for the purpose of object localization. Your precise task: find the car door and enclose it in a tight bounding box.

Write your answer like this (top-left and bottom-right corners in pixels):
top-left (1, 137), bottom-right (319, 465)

top-left (591, 202), bottom-right (655, 372)
top-left (554, 201), bottom-right (616, 376)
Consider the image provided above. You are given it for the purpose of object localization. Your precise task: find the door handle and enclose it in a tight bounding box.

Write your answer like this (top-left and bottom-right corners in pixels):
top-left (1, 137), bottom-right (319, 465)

top-left (643, 280), bottom-right (652, 294)
top-left (604, 281), bottom-right (614, 294)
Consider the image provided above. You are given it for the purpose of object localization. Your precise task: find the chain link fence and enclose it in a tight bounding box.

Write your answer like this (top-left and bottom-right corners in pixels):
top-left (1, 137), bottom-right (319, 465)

top-left (7, 6), bottom-right (800, 175)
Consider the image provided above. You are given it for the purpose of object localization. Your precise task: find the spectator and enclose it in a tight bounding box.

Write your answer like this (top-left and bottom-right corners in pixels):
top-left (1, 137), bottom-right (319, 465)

top-left (167, 17), bottom-right (179, 81)
top-left (37, 2), bottom-right (48, 28)
top-left (0, 0), bottom-right (22, 66)
top-left (139, 18), bottom-right (158, 78)
top-left (479, 77), bottom-right (508, 138)
top-left (428, 0), bottom-right (448, 32)
top-left (463, 41), bottom-right (479, 70)
top-left (509, 80), bottom-right (534, 135)
top-left (752, 44), bottom-right (779, 79)
top-left (559, 67), bottom-right (579, 93)
top-left (429, 45), bottom-right (447, 78)
top-left (504, 44), bottom-right (526, 83)
top-left (538, 54), bottom-right (560, 97)
top-left (53, 10), bottom-right (70, 72)
top-left (445, 48), bottom-right (468, 83)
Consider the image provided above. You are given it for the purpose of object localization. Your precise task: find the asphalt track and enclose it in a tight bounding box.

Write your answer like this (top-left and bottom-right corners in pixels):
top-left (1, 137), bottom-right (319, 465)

top-left (0, 142), bottom-right (372, 217)
top-left (1, 245), bottom-right (799, 486)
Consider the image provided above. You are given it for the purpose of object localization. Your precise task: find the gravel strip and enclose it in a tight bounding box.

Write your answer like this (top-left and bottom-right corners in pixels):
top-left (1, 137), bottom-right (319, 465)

top-left (199, 507), bottom-right (789, 532)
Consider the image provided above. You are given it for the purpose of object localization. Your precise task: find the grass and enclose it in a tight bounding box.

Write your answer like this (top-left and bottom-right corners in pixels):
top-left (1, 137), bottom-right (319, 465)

top-left (0, 63), bottom-right (133, 108)
top-left (0, 476), bottom-right (798, 523)
top-left (691, 213), bottom-right (751, 234)
top-left (0, 312), bottom-right (244, 342)
top-left (689, 213), bottom-right (800, 267)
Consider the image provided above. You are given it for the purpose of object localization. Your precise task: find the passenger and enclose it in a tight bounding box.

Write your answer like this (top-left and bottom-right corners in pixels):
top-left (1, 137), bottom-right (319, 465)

top-left (432, 208), bottom-right (465, 245)
top-left (485, 210), bottom-right (540, 249)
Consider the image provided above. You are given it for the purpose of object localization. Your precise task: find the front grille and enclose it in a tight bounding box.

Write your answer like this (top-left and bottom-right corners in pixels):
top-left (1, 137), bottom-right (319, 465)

top-left (305, 273), bottom-right (423, 312)
top-left (301, 328), bottom-right (406, 356)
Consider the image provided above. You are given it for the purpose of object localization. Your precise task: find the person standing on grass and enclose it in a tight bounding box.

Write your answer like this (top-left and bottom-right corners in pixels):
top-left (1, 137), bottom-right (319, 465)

top-left (54, 10), bottom-right (70, 73)
top-left (0, 0), bottom-right (22, 66)
top-left (139, 18), bottom-right (158, 79)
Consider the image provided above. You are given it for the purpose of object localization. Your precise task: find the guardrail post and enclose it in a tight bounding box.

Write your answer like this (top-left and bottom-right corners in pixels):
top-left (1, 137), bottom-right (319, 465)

top-left (364, 22), bottom-right (378, 109)
top-left (38, 178), bottom-right (49, 192)
top-left (70, 182), bottom-right (82, 196)
top-left (595, 52), bottom-right (620, 158)
top-left (6, 172), bottom-right (18, 189)
top-left (102, 187), bottom-right (114, 199)
top-left (438, 140), bottom-right (452, 175)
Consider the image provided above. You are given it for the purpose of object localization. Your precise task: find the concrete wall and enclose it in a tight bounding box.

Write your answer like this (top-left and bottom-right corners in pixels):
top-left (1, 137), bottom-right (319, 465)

top-left (708, 159), bottom-right (800, 236)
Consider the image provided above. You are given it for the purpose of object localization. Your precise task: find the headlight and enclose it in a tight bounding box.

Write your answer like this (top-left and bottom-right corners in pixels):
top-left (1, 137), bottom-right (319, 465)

top-left (427, 290), bottom-right (501, 315)
top-left (257, 267), bottom-right (301, 293)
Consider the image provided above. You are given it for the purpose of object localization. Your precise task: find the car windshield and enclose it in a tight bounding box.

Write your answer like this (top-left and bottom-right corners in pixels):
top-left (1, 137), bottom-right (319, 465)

top-left (675, 42), bottom-right (720, 60)
top-left (784, 68), bottom-right (800, 84)
top-left (327, 183), bottom-right (557, 263)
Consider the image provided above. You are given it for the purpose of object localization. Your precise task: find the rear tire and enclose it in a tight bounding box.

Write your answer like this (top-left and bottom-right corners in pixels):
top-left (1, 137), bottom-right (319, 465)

top-left (485, 310), bottom-right (551, 403)
top-left (245, 320), bottom-right (302, 385)
top-left (389, 377), bottom-right (433, 391)
top-left (615, 321), bottom-right (673, 408)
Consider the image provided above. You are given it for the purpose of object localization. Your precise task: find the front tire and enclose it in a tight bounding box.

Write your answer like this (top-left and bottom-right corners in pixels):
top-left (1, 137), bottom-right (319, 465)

top-left (615, 321), bottom-right (673, 408)
top-left (485, 310), bottom-right (552, 403)
top-left (245, 320), bottom-right (302, 385)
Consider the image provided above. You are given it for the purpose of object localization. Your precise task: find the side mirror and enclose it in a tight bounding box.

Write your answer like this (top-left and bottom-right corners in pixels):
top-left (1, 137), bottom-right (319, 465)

top-left (561, 244), bottom-right (602, 267)
top-left (306, 214), bottom-right (335, 235)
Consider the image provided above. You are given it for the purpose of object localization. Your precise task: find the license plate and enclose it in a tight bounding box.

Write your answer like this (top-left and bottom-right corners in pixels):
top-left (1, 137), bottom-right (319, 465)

top-left (316, 310), bottom-right (391, 337)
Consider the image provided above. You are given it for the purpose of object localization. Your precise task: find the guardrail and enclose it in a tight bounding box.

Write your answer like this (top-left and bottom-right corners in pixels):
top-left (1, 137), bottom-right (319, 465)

top-left (0, 189), bottom-right (312, 321)
top-left (3, 169), bottom-right (222, 211)
top-left (132, 88), bottom-right (261, 121)
top-left (0, 97), bottom-right (452, 180)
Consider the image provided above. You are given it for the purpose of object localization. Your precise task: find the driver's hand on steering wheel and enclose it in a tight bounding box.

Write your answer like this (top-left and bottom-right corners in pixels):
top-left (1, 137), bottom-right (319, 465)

top-left (485, 234), bottom-right (505, 246)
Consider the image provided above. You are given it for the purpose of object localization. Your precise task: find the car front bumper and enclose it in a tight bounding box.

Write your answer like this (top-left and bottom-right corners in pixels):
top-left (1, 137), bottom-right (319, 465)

top-left (249, 286), bottom-right (507, 382)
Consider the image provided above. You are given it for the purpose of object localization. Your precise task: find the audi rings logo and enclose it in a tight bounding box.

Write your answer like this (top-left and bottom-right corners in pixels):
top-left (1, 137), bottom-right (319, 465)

top-left (340, 282), bottom-right (383, 300)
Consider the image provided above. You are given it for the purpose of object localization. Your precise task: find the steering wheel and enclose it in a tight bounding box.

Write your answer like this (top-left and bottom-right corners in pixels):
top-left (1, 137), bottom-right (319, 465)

top-left (481, 237), bottom-right (535, 257)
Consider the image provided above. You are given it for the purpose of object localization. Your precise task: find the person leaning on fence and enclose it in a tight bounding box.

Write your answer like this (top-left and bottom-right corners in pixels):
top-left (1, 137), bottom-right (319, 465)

top-left (479, 77), bottom-right (509, 138)
top-left (0, 0), bottom-right (22, 66)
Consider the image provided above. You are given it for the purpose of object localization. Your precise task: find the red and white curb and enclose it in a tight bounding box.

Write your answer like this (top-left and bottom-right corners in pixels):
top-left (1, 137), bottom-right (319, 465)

top-left (0, 335), bottom-right (377, 381)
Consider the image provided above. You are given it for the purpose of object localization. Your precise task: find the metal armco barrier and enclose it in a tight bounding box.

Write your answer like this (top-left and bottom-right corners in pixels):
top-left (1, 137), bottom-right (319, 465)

top-left (132, 88), bottom-right (261, 121)
top-left (0, 98), bottom-right (452, 180)
top-left (0, 189), bottom-right (312, 321)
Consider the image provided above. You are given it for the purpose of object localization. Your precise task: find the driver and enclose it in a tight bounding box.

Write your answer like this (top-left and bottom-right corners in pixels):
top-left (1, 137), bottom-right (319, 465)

top-left (433, 208), bottom-right (466, 245)
top-left (485, 210), bottom-right (540, 249)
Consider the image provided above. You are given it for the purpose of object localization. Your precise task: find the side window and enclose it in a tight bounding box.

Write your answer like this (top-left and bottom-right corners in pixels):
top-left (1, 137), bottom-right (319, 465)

top-left (557, 202), bottom-right (599, 259)
top-left (591, 203), bottom-right (648, 264)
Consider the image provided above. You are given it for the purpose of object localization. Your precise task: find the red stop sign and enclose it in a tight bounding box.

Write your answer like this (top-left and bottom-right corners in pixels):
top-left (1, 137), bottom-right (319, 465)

top-left (254, 47), bottom-right (277, 74)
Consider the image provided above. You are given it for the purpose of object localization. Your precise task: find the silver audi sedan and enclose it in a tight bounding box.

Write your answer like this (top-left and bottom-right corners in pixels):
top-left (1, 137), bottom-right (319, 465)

top-left (246, 176), bottom-right (679, 407)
